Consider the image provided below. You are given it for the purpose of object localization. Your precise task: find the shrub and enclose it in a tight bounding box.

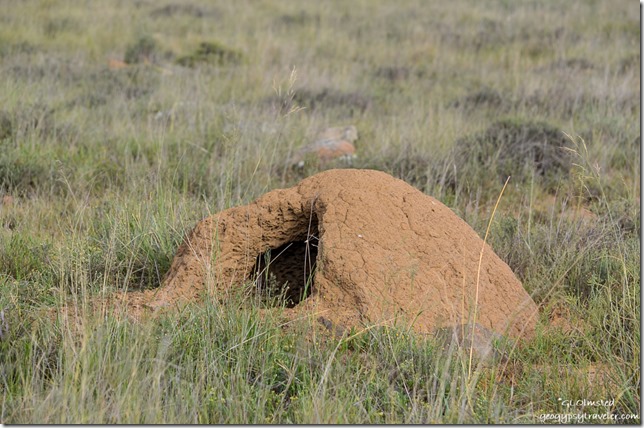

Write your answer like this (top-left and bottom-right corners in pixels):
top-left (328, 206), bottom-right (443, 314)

top-left (270, 87), bottom-right (371, 118)
top-left (0, 111), bottom-right (12, 140)
top-left (448, 87), bottom-right (507, 112)
top-left (176, 41), bottom-right (243, 68)
top-left (124, 35), bottom-right (158, 64)
top-left (448, 118), bottom-right (573, 194)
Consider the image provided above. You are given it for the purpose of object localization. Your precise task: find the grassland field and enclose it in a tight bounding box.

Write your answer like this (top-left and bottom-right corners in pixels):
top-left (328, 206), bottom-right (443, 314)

top-left (0, 0), bottom-right (640, 423)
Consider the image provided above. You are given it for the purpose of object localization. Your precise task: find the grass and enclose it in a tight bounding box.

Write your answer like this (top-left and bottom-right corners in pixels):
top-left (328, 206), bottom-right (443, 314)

top-left (0, 0), bottom-right (640, 423)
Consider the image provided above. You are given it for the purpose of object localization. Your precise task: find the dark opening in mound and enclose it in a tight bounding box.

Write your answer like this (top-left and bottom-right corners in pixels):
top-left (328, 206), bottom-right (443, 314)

top-left (252, 230), bottom-right (319, 308)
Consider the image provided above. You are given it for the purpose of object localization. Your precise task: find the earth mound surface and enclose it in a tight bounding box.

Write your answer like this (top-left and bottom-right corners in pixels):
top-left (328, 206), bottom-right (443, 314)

top-left (141, 169), bottom-right (537, 340)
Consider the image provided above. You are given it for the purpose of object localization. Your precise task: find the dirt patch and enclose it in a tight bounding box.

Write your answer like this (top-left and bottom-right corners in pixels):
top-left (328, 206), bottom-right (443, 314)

top-left (130, 169), bottom-right (536, 340)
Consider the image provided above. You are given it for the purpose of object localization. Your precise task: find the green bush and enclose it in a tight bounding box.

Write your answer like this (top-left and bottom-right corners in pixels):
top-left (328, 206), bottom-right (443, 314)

top-left (176, 41), bottom-right (243, 68)
top-left (124, 35), bottom-right (158, 64)
top-left (449, 118), bottom-right (573, 194)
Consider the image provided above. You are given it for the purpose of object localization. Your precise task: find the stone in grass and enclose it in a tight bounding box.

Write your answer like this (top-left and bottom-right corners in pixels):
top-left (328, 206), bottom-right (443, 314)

top-left (290, 125), bottom-right (359, 168)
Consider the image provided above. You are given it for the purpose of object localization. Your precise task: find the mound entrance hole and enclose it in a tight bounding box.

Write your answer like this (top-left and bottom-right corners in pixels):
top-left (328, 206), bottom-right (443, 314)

top-left (252, 220), bottom-right (319, 308)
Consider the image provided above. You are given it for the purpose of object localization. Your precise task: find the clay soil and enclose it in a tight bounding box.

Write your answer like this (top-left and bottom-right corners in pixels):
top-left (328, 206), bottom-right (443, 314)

top-left (116, 169), bottom-right (537, 341)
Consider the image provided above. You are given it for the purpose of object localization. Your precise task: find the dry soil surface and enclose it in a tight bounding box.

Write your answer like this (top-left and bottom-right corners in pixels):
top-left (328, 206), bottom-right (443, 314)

top-left (125, 169), bottom-right (537, 341)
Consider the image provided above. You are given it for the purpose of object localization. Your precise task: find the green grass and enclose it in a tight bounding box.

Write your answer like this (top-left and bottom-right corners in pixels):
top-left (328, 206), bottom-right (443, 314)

top-left (0, 0), bottom-right (640, 423)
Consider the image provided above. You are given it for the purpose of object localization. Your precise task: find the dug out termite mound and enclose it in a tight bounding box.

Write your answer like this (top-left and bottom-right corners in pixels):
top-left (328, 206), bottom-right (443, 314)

top-left (142, 169), bottom-right (537, 340)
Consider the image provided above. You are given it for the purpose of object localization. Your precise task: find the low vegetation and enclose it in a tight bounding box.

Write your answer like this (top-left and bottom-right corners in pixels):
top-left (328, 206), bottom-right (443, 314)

top-left (0, 0), bottom-right (639, 423)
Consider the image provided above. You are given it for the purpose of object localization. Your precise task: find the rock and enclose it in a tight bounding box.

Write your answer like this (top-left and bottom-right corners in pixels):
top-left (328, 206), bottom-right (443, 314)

top-left (142, 169), bottom-right (537, 340)
top-left (108, 58), bottom-right (128, 70)
top-left (290, 125), bottom-right (359, 167)
top-left (1, 195), bottom-right (14, 207)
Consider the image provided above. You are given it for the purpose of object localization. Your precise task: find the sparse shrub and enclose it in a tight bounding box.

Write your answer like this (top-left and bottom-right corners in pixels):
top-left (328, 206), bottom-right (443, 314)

top-left (542, 57), bottom-right (596, 72)
top-left (149, 3), bottom-right (208, 18)
top-left (124, 35), bottom-right (158, 64)
top-left (0, 234), bottom-right (52, 281)
top-left (0, 111), bottom-right (12, 140)
top-left (0, 0), bottom-right (639, 423)
top-left (611, 199), bottom-right (640, 237)
top-left (69, 92), bottom-right (108, 108)
top-left (0, 148), bottom-right (52, 195)
top-left (10, 103), bottom-right (56, 140)
top-left (176, 41), bottom-right (243, 67)
top-left (486, 182), bottom-right (639, 305)
top-left (448, 118), bottom-right (573, 194)
top-left (4, 103), bottom-right (76, 145)
top-left (91, 217), bottom-right (176, 292)
top-left (273, 87), bottom-right (370, 117)
top-left (0, 103), bottom-right (71, 141)
top-left (449, 87), bottom-right (506, 112)
top-left (373, 65), bottom-right (411, 82)
top-left (6, 55), bottom-right (83, 86)
top-left (76, 66), bottom-right (160, 104)
top-left (2, 41), bottom-right (38, 56)
top-left (43, 17), bottom-right (79, 37)
top-left (617, 53), bottom-right (639, 74)
top-left (365, 143), bottom-right (437, 193)
top-left (276, 11), bottom-right (320, 27)
top-left (520, 88), bottom-right (608, 118)
top-left (608, 135), bottom-right (641, 171)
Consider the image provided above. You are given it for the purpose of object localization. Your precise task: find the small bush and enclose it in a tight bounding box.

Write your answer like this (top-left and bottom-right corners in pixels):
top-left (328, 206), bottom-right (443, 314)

top-left (608, 135), bottom-right (640, 172)
top-left (0, 149), bottom-right (52, 195)
top-left (3, 104), bottom-right (75, 145)
top-left (176, 41), bottom-right (243, 68)
top-left (617, 53), bottom-right (639, 74)
top-left (272, 87), bottom-right (371, 117)
top-left (363, 143), bottom-right (437, 194)
top-left (77, 66), bottom-right (160, 103)
top-left (449, 87), bottom-right (507, 112)
top-left (541, 58), bottom-right (596, 72)
top-left (448, 118), bottom-right (573, 194)
top-left (0, 234), bottom-right (52, 281)
top-left (10, 104), bottom-right (55, 140)
top-left (373, 65), bottom-right (412, 83)
top-left (149, 3), bottom-right (208, 18)
top-left (124, 35), bottom-right (158, 64)
top-left (0, 111), bottom-right (12, 140)
top-left (275, 11), bottom-right (320, 27)
top-left (43, 17), bottom-right (80, 37)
